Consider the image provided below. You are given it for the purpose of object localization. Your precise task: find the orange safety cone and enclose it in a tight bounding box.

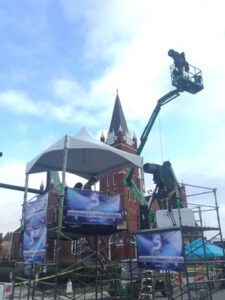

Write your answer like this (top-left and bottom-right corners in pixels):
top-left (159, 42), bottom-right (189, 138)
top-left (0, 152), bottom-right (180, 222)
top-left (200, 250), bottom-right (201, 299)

top-left (196, 266), bottom-right (204, 282)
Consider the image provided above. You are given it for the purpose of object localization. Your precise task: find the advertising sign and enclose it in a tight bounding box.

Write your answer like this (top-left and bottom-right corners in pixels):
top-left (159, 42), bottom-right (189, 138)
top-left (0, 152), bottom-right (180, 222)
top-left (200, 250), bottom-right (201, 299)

top-left (23, 193), bottom-right (48, 263)
top-left (0, 283), bottom-right (12, 299)
top-left (137, 230), bottom-right (184, 271)
top-left (65, 188), bottom-right (123, 225)
top-left (24, 193), bottom-right (48, 230)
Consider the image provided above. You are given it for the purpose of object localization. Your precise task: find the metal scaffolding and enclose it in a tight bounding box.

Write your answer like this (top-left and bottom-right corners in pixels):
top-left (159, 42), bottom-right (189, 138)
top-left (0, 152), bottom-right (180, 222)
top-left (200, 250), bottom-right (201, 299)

top-left (10, 181), bottom-right (225, 300)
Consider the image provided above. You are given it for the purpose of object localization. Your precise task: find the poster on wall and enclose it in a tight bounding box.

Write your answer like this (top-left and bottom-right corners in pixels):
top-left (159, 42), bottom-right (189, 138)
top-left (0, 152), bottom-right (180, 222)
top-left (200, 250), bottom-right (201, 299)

top-left (23, 193), bottom-right (48, 263)
top-left (136, 230), bottom-right (184, 271)
top-left (65, 188), bottom-right (123, 225)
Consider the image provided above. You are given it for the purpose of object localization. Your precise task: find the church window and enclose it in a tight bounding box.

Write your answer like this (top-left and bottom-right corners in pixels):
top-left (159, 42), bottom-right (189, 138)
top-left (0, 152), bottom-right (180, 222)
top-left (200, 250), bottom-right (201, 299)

top-left (107, 175), bottom-right (110, 187)
top-left (112, 233), bottom-right (123, 247)
top-left (113, 174), bottom-right (116, 185)
top-left (71, 240), bottom-right (77, 254)
top-left (128, 189), bottom-right (131, 201)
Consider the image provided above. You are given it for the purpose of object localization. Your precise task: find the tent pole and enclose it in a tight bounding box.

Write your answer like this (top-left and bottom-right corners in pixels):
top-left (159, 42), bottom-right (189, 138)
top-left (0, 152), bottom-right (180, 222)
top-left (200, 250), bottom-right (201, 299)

top-left (201, 232), bottom-right (212, 300)
top-left (55, 135), bottom-right (69, 299)
top-left (213, 189), bottom-right (225, 256)
top-left (21, 174), bottom-right (29, 233)
top-left (58, 135), bottom-right (68, 228)
top-left (140, 162), bottom-right (145, 205)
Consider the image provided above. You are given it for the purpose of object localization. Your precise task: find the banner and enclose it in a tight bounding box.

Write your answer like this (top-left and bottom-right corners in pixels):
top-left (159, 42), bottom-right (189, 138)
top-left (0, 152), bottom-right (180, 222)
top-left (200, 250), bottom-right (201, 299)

top-left (137, 230), bottom-right (184, 271)
top-left (23, 226), bottom-right (47, 263)
top-left (24, 193), bottom-right (48, 230)
top-left (65, 188), bottom-right (123, 225)
top-left (23, 193), bottom-right (48, 263)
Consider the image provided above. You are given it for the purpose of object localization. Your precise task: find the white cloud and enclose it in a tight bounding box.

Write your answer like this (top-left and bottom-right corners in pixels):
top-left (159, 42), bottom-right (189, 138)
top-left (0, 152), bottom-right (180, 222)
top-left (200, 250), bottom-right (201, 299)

top-left (52, 79), bottom-right (84, 102)
top-left (54, 0), bottom-right (224, 133)
top-left (0, 162), bottom-right (27, 234)
top-left (171, 125), bottom-right (225, 179)
top-left (0, 87), bottom-right (109, 128)
top-left (0, 162), bottom-right (26, 186)
top-left (51, 78), bottom-right (110, 110)
top-left (1, 0), bottom-right (225, 235)
top-left (0, 91), bottom-right (40, 115)
top-left (3, 0), bottom-right (225, 130)
top-left (2, 0), bottom-right (225, 127)
top-left (59, 0), bottom-right (143, 61)
top-left (0, 161), bottom-right (48, 234)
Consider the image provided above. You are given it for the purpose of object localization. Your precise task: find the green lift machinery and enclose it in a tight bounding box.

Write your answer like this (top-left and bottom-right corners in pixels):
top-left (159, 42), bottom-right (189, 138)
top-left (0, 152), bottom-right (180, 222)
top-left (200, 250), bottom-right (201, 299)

top-left (123, 49), bottom-right (204, 228)
top-left (112, 50), bottom-right (204, 299)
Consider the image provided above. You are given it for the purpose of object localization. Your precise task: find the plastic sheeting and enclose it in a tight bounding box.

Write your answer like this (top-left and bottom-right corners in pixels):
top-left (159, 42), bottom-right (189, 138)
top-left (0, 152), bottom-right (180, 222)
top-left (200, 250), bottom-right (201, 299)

top-left (185, 238), bottom-right (224, 259)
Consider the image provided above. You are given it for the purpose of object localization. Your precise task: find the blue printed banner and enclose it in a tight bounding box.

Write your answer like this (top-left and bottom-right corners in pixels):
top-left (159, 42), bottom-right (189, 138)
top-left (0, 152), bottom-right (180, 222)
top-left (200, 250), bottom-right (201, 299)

top-left (24, 193), bottom-right (48, 230)
top-left (23, 193), bottom-right (48, 263)
top-left (137, 230), bottom-right (184, 271)
top-left (23, 226), bottom-right (47, 263)
top-left (65, 188), bottom-right (123, 225)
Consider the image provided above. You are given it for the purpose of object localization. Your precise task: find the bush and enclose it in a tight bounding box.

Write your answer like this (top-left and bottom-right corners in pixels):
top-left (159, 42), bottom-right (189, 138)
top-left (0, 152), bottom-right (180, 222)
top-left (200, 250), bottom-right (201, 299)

top-left (0, 260), bottom-right (16, 268)
top-left (59, 258), bottom-right (76, 269)
top-left (0, 267), bottom-right (23, 282)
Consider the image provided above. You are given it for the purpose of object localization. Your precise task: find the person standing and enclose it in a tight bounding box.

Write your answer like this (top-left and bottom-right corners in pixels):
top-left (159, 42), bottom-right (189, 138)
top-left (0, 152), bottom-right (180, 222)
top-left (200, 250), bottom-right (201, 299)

top-left (83, 177), bottom-right (98, 190)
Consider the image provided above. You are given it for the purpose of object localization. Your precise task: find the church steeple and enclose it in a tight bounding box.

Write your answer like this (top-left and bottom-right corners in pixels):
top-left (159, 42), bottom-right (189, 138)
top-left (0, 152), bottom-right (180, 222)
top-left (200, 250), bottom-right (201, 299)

top-left (107, 93), bottom-right (129, 145)
top-left (100, 92), bottom-right (141, 237)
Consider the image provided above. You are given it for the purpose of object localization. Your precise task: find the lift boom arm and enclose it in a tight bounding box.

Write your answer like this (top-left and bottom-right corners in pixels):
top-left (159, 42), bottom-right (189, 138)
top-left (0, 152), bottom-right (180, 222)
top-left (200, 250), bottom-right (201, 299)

top-left (124, 88), bottom-right (180, 204)
top-left (124, 50), bottom-right (203, 207)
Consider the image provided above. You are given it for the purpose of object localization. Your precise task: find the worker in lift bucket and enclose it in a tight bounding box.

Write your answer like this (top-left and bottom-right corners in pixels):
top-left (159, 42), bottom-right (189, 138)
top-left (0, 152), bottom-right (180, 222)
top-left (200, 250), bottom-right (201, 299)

top-left (168, 49), bottom-right (189, 76)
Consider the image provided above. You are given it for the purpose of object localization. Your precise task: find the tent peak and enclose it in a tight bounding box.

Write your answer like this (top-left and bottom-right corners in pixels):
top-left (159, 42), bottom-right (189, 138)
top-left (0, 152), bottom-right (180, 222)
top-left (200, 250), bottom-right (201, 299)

top-left (74, 126), bottom-right (104, 146)
top-left (75, 126), bottom-right (96, 140)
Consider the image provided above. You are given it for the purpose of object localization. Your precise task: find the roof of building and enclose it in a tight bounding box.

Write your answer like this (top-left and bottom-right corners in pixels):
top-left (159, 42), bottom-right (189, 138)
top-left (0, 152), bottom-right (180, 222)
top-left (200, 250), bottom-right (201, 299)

top-left (13, 227), bottom-right (21, 233)
top-left (108, 94), bottom-right (128, 137)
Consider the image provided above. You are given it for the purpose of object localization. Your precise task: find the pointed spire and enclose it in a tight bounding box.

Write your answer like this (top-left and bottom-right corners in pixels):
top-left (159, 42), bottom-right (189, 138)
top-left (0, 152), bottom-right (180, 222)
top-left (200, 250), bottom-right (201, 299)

top-left (108, 92), bottom-right (128, 137)
top-left (100, 131), bottom-right (105, 142)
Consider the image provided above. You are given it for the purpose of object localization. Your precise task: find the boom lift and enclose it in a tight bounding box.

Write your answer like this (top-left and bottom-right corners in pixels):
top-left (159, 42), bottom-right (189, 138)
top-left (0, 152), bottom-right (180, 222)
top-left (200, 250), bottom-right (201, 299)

top-left (124, 49), bottom-right (203, 227)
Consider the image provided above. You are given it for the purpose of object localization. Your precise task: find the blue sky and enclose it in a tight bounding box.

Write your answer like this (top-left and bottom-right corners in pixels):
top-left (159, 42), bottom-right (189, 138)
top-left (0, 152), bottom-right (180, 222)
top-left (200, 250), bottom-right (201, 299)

top-left (0, 0), bottom-right (225, 234)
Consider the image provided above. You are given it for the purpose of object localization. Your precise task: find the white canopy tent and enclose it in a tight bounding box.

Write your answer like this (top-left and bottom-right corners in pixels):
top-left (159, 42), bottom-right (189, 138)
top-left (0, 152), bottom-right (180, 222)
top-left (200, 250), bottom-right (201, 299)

top-left (26, 126), bottom-right (143, 179)
top-left (23, 126), bottom-right (144, 229)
